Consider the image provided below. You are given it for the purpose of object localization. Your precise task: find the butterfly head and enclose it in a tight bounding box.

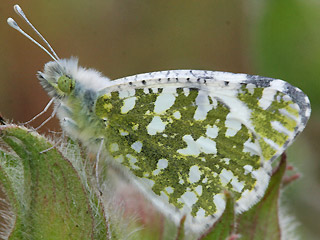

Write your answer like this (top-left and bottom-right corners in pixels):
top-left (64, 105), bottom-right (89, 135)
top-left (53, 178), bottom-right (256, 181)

top-left (37, 57), bottom-right (111, 101)
top-left (37, 58), bottom-right (79, 99)
top-left (57, 75), bottom-right (75, 94)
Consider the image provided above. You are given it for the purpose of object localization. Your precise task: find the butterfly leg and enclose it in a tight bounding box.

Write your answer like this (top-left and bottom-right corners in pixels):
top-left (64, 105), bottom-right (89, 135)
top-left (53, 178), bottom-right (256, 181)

top-left (23, 97), bottom-right (55, 125)
top-left (96, 137), bottom-right (104, 196)
top-left (35, 102), bottom-right (60, 130)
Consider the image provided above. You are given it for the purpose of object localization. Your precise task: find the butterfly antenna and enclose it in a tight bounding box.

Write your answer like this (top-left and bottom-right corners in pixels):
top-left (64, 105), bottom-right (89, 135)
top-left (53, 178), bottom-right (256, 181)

top-left (13, 5), bottom-right (60, 60)
top-left (7, 18), bottom-right (58, 62)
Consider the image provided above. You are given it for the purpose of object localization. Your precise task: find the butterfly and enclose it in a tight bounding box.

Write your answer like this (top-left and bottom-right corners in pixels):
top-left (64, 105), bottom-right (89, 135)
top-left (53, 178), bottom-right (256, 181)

top-left (8, 5), bottom-right (311, 234)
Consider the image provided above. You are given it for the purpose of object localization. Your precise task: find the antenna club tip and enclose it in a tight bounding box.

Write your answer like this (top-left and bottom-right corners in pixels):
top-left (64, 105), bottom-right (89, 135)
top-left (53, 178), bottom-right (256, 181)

top-left (14, 4), bottom-right (21, 11)
top-left (7, 18), bottom-right (17, 27)
top-left (7, 18), bottom-right (21, 32)
top-left (14, 4), bottom-right (24, 15)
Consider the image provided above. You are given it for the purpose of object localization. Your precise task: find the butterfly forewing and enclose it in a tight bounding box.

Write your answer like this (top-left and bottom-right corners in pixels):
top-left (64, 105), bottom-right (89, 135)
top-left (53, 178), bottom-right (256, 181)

top-left (93, 70), bottom-right (310, 232)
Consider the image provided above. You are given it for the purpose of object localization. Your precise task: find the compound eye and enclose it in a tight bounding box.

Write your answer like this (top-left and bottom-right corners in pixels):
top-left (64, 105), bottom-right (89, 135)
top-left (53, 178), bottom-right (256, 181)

top-left (57, 75), bottom-right (75, 93)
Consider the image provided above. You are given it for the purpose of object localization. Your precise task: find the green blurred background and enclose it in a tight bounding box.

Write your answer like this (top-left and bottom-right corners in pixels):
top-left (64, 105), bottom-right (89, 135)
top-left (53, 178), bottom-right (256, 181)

top-left (0, 0), bottom-right (319, 238)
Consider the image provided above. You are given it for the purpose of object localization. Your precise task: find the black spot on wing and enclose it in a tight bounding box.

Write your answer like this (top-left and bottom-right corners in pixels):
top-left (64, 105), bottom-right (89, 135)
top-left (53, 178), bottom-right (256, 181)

top-left (244, 74), bottom-right (274, 87)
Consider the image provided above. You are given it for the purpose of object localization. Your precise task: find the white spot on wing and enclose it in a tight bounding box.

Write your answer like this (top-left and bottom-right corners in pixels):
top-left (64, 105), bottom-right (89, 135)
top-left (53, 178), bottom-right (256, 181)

top-left (154, 90), bottom-right (176, 114)
top-left (270, 80), bottom-right (285, 92)
top-left (173, 111), bottom-right (181, 119)
top-left (195, 185), bottom-right (203, 196)
top-left (165, 187), bottom-right (174, 194)
top-left (183, 88), bottom-right (190, 96)
top-left (188, 166), bottom-right (201, 183)
top-left (158, 158), bottom-right (168, 169)
top-left (243, 165), bottom-right (253, 175)
top-left (121, 97), bottom-right (136, 113)
top-left (278, 108), bottom-right (299, 121)
top-left (231, 178), bottom-right (245, 192)
top-left (263, 138), bottom-right (281, 151)
top-left (209, 96), bottom-right (218, 108)
top-left (210, 88), bottom-right (253, 139)
top-left (194, 90), bottom-right (213, 120)
top-left (246, 83), bottom-right (256, 94)
top-left (219, 169), bottom-right (234, 186)
top-left (177, 135), bottom-right (200, 156)
top-left (243, 139), bottom-right (260, 156)
top-left (258, 88), bottom-right (276, 110)
top-left (219, 168), bottom-right (244, 192)
top-left (197, 137), bottom-right (217, 154)
top-left (206, 125), bottom-right (219, 138)
top-left (225, 113), bottom-right (242, 137)
top-left (221, 158), bottom-right (230, 164)
top-left (177, 135), bottom-right (217, 156)
top-left (131, 141), bottom-right (143, 153)
top-left (213, 193), bottom-right (226, 212)
top-left (119, 129), bottom-right (129, 136)
top-left (196, 208), bottom-right (206, 218)
top-left (271, 121), bottom-right (293, 136)
top-left (179, 191), bottom-right (198, 207)
top-left (147, 116), bottom-right (167, 135)
top-left (153, 158), bottom-right (168, 175)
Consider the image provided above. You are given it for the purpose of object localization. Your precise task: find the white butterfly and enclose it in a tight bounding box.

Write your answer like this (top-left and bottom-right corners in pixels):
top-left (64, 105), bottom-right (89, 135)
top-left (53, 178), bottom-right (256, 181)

top-left (8, 5), bottom-right (311, 234)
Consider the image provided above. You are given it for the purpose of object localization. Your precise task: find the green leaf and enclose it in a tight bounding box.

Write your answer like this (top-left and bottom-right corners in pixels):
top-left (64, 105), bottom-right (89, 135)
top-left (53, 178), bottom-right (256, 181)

top-left (200, 191), bottom-right (236, 240)
top-left (236, 155), bottom-right (287, 240)
top-left (0, 153), bottom-right (20, 238)
top-left (0, 125), bottom-right (108, 239)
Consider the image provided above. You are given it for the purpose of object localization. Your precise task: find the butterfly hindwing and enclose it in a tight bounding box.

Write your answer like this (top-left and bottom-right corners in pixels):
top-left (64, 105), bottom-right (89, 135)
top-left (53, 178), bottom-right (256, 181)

top-left (94, 70), bottom-right (310, 232)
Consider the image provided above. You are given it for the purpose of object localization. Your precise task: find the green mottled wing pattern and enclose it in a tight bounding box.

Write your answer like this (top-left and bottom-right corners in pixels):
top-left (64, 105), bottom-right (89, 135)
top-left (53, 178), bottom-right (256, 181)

top-left (94, 70), bottom-right (310, 232)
